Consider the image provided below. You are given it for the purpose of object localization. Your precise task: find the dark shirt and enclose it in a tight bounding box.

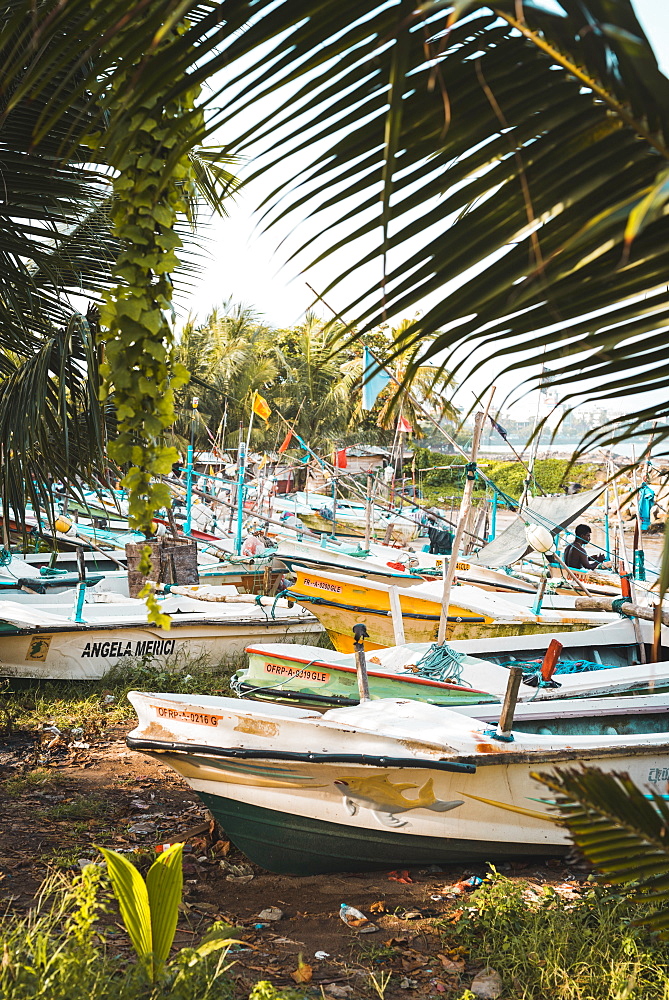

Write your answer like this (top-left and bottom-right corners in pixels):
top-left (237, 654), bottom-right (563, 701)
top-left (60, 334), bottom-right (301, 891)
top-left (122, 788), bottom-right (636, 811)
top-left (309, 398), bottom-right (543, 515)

top-left (563, 538), bottom-right (601, 570)
top-left (427, 525), bottom-right (453, 555)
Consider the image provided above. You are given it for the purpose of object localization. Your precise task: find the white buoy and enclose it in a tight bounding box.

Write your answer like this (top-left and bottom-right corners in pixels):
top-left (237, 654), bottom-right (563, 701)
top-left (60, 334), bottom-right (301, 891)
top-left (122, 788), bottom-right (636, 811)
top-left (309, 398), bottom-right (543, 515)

top-left (525, 523), bottom-right (553, 553)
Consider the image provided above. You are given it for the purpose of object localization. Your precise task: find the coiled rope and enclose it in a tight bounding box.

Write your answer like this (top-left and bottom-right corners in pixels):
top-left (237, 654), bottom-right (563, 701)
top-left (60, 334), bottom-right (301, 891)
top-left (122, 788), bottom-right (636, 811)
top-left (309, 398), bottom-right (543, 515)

top-left (407, 643), bottom-right (469, 685)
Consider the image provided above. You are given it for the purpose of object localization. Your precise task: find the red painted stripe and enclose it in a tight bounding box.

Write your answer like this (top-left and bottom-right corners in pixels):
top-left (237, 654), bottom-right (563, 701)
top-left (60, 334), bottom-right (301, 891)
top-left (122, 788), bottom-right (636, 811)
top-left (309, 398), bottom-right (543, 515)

top-left (244, 646), bottom-right (493, 695)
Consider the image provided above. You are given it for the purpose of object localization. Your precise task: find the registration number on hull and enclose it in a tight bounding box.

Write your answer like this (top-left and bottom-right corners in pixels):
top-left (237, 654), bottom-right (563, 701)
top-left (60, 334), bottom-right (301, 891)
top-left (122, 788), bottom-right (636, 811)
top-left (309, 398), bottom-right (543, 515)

top-left (153, 705), bottom-right (221, 727)
top-left (265, 662), bottom-right (330, 683)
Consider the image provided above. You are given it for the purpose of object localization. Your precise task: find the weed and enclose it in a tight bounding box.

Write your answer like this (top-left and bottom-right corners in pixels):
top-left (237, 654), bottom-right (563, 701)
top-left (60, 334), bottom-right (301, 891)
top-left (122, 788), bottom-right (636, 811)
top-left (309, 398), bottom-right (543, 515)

top-left (47, 846), bottom-right (85, 869)
top-left (368, 969), bottom-right (392, 999)
top-left (358, 942), bottom-right (397, 963)
top-left (248, 983), bottom-right (309, 1000)
top-left (44, 796), bottom-right (112, 822)
top-left (448, 871), bottom-right (669, 999)
top-left (1, 768), bottom-right (63, 798)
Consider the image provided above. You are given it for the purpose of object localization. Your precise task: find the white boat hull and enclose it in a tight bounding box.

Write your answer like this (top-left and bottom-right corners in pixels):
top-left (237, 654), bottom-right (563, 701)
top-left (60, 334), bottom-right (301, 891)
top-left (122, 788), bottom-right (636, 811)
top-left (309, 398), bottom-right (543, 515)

top-left (127, 692), bottom-right (669, 874)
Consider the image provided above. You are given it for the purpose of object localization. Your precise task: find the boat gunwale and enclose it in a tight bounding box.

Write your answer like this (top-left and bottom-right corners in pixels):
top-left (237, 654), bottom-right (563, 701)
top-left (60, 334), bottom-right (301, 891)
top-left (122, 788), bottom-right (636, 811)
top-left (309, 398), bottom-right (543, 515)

top-left (244, 645), bottom-right (494, 694)
top-left (0, 614), bottom-right (320, 636)
top-left (125, 736), bottom-right (477, 773)
top-left (126, 734), bottom-right (669, 768)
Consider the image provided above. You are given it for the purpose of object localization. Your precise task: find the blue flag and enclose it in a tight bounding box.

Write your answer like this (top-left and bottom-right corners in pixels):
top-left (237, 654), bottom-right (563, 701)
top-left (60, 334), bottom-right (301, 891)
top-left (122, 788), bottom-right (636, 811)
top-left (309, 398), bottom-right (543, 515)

top-left (362, 346), bottom-right (391, 410)
top-left (489, 415), bottom-right (508, 440)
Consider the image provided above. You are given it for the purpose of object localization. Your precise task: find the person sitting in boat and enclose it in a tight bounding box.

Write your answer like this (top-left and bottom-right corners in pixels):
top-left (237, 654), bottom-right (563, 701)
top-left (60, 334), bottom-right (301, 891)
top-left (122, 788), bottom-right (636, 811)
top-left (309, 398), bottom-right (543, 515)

top-left (563, 524), bottom-right (605, 570)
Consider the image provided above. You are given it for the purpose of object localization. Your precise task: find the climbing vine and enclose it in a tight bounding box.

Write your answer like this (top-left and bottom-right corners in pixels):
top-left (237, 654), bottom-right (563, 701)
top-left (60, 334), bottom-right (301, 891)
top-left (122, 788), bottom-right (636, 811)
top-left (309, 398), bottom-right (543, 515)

top-left (85, 46), bottom-right (202, 626)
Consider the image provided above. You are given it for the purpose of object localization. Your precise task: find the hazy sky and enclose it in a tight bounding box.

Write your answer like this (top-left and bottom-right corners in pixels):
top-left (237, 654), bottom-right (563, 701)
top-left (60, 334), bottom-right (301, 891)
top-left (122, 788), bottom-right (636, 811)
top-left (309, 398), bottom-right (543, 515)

top-left (182, 1), bottom-right (669, 416)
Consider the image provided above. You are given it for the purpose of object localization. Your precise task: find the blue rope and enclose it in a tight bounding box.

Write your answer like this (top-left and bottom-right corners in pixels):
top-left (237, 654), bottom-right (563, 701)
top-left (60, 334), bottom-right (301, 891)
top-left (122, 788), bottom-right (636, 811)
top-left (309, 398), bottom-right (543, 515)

top-left (502, 658), bottom-right (612, 675)
top-left (269, 589), bottom-right (289, 620)
top-left (409, 643), bottom-right (469, 685)
top-left (611, 597), bottom-right (632, 618)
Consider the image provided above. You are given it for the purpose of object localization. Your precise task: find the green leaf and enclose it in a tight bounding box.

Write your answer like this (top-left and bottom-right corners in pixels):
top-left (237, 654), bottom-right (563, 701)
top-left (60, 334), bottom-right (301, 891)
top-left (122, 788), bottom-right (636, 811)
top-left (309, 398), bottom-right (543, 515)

top-left (97, 846), bottom-right (152, 970)
top-left (624, 166), bottom-right (669, 249)
top-left (146, 842), bottom-right (183, 973)
top-left (536, 767), bottom-right (669, 936)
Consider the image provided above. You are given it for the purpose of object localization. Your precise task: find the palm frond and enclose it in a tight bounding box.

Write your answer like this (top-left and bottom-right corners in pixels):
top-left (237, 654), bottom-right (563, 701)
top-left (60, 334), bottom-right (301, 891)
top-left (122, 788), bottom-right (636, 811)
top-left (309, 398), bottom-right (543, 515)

top-left (0, 307), bottom-right (109, 538)
top-left (538, 766), bottom-right (669, 936)
top-left (208, 0), bottom-right (669, 454)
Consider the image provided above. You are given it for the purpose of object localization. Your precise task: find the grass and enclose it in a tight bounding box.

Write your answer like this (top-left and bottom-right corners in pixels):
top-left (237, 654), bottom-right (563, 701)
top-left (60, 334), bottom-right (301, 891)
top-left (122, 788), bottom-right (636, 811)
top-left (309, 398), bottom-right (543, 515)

top-left (2, 767), bottom-right (65, 798)
top-left (43, 795), bottom-right (112, 822)
top-left (0, 652), bottom-right (246, 736)
top-left (447, 870), bottom-right (669, 999)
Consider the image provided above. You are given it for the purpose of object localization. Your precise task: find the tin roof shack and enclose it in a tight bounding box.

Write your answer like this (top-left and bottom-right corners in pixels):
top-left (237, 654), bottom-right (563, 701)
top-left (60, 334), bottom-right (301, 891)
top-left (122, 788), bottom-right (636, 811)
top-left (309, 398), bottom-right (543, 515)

top-left (306, 445), bottom-right (412, 491)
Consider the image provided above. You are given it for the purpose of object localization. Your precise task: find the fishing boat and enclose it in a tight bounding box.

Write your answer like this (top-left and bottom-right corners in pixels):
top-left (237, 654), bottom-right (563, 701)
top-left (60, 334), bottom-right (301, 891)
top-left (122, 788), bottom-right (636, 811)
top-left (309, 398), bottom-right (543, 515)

top-left (234, 611), bottom-right (669, 709)
top-left (284, 565), bottom-right (616, 652)
top-left (0, 554), bottom-right (107, 595)
top-left (126, 691), bottom-right (669, 875)
top-left (0, 591), bottom-right (322, 680)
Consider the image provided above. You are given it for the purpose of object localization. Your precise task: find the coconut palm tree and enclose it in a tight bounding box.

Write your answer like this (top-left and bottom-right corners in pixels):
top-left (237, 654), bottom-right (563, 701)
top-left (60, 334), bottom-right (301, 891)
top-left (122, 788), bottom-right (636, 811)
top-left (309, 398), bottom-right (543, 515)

top-left (270, 312), bottom-right (358, 452)
top-left (0, 1), bottom-right (240, 527)
top-left (215, 0), bottom-right (669, 457)
top-left (173, 302), bottom-right (278, 452)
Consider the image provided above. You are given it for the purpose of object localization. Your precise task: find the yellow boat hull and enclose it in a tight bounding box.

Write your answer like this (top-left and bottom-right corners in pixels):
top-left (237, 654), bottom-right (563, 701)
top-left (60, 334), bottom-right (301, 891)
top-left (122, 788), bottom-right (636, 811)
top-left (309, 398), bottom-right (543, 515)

top-left (287, 568), bottom-right (593, 653)
top-left (298, 514), bottom-right (415, 544)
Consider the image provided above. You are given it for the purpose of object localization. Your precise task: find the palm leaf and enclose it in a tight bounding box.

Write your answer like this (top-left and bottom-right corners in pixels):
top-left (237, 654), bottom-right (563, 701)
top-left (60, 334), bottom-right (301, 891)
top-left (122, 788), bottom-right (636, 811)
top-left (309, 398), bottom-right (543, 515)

top-left (206, 1), bottom-right (669, 454)
top-left (97, 846), bottom-right (153, 970)
top-left (146, 843), bottom-right (183, 974)
top-left (538, 766), bottom-right (669, 935)
top-left (0, 3), bottom-right (242, 526)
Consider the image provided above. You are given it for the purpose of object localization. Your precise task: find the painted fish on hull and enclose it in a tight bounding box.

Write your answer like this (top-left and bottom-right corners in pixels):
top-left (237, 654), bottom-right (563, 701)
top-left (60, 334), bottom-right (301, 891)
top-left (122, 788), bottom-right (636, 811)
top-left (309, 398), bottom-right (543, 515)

top-left (334, 774), bottom-right (463, 828)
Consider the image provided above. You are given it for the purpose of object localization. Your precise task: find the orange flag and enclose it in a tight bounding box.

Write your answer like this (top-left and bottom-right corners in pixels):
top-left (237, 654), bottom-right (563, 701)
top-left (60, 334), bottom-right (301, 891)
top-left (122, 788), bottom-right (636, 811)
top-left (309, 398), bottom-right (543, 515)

top-left (278, 429), bottom-right (293, 454)
top-left (252, 392), bottom-right (271, 424)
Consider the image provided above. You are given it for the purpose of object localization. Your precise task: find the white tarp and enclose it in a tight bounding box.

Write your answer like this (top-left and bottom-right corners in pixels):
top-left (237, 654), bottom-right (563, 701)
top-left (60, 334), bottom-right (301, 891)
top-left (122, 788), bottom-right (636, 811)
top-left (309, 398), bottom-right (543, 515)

top-left (469, 486), bottom-right (605, 568)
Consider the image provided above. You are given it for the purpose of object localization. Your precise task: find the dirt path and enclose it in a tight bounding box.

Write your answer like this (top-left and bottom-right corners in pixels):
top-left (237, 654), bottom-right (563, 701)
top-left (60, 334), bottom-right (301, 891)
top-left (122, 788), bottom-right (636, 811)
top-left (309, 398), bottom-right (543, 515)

top-left (0, 722), bottom-right (590, 998)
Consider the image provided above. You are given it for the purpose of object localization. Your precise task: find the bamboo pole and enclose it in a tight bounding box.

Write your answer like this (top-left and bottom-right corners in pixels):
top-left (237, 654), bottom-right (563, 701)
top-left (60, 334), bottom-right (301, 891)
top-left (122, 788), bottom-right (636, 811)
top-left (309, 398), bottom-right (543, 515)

top-left (575, 596), bottom-right (668, 627)
top-left (437, 409), bottom-right (487, 645)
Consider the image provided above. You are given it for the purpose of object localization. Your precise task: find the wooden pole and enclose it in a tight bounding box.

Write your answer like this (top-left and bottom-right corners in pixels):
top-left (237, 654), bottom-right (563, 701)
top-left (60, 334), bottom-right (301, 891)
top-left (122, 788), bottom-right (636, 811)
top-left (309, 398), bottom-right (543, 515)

top-left (437, 409), bottom-right (487, 644)
top-left (353, 624), bottom-right (370, 701)
top-left (388, 586), bottom-right (406, 645)
top-left (652, 602), bottom-right (663, 664)
top-left (574, 595), bottom-right (669, 627)
top-left (612, 470), bottom-right (646, 662)
top-left (496, 666), bottom-right (523, 738)
top-left (364, 472), bottom-right (373, 552)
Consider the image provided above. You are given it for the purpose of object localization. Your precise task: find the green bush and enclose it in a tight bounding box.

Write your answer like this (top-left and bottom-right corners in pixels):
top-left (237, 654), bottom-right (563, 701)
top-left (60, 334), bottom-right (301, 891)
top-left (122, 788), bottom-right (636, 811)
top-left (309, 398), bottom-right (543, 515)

top-left (410, 449), bottom-right (601, 500)
top-left (0, 868), bottom-right (236, 999)
top-left (450, 872), bottom-right (669, 999)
